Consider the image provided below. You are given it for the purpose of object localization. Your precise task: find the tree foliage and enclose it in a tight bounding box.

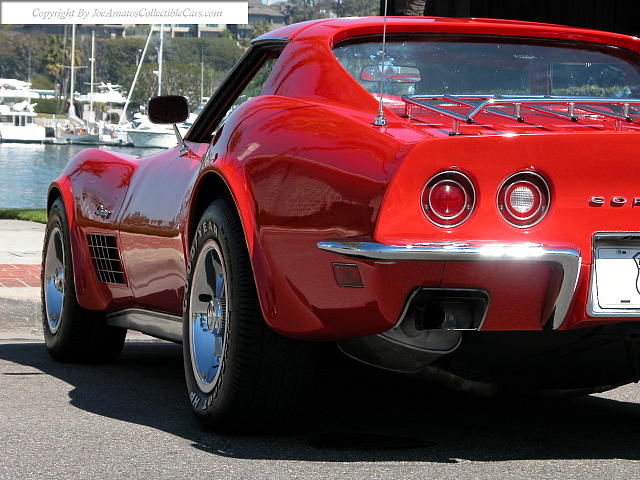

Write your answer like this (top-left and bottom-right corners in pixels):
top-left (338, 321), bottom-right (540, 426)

top-left (251, 21), bottom-right (273, 37)
top-left (282, 0), bottom-right (378, 23)
top-left (335, 0), bottom-right (378, 17)
top-left (43, 35), bottom-right (65, 79)
top-left (0, 28), bottom-right (243, 111)
top-left (124, 62), bottom-right (227, 109)
top-left (0, 31), bottom-right (47, 80)
top-left (96, 36), bottom-right (147, 89)
top-left (96, 35), bottom-right (243, 108)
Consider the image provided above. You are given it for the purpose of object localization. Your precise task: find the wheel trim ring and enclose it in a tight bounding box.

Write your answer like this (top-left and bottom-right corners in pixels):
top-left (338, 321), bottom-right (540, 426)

top-left (44, 227), bottom-right (65, 334)
top-left (188, 240), bottom-right (229, 394)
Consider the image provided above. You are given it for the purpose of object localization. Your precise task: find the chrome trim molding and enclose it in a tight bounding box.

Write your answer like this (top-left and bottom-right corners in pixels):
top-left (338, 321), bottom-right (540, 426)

top-left (390, 287), bottom-right (490, 331)
top-left (317, 239), bottom-right (581, 329)
top-left (106, 309), bottom-right (183, 343)
top-left (173, 124), bottom-right (190, 156)
top-left (587, 232), bottom-right (640, 318)
top-left (250, 36), bottom-right (289, 46)
top-left (393, 288), bottom-right (421, 330)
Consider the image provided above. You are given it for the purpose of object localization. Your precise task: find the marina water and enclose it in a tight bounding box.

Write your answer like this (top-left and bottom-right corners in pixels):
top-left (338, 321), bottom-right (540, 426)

top-left (0, 143), bottom-right (164, 209)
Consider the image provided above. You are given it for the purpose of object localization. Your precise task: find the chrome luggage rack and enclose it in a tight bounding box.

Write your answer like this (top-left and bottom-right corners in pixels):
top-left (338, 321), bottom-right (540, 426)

top-left (401, 94), bottom-right (640, 135)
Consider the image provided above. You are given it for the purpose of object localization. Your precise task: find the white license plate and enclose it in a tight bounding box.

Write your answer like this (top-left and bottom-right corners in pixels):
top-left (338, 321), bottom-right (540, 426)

top-left (594, 247), bottom-right (640, 309)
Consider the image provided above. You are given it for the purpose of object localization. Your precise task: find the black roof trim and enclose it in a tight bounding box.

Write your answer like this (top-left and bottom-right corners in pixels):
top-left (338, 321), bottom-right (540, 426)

top-left (251, 36), bottom-right (289, 46)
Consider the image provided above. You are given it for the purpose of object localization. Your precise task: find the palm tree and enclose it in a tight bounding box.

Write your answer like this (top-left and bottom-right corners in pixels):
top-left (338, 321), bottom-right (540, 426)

top-left (384, 0), bottom-right (426, 16)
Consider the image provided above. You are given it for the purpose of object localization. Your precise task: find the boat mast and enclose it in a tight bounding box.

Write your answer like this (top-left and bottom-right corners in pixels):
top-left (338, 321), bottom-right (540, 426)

top-left (89, 30), bottom-right (95, 121)
top-left (157, 24), bottom-right (163, 96)
top-left (118, 25), bottom-right (155, 125)
top-left (69, 24), bottom-right (76, 106)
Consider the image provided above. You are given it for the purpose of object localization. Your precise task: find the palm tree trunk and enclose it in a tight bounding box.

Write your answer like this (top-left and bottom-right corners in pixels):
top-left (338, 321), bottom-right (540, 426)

top-left (391, 0), bottom-right (427, 16)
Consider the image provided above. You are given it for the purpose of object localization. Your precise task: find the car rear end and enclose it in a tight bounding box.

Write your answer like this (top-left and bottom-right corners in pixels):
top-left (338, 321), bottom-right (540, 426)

top-left (317, 21), bottom-right (640, 388)
top-left (373, 130), bottom-right (640, 329)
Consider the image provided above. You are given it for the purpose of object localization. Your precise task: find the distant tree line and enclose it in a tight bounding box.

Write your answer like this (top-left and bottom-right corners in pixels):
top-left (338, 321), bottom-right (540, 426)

top-left (282, 0), bottom-right (378, 23)
top-left (0, 0), bottom-right (379, 112)
top-left (0, 28), bottom-right (244, 112)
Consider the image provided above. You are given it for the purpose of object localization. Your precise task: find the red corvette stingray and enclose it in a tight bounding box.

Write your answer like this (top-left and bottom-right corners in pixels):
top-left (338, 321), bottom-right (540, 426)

top-left (43, 16), bottom-right (640, 431)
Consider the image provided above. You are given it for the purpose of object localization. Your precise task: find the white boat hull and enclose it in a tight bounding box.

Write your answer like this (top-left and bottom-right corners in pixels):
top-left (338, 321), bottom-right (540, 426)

top-left (127, 129), bottom-right (176, 148)
top-left (0, 125), bottom-right (46, 143)
top-left (63, 133), bottom-right (101, 144)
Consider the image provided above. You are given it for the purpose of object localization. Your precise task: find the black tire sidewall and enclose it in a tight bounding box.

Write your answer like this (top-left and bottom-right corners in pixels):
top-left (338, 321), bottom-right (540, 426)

top-left (42, 199), bottom-right (74, 351)
top-left (42, 198), bottom-right (126, 362)
top-left (183, 201), bottom-right (243, 421)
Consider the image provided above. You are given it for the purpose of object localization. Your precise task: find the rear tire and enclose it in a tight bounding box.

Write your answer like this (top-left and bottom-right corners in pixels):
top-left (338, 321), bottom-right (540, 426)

top-left (183, 198), bottom-right (316, 432)
top-left (41, 198), bottom-right (126, 362)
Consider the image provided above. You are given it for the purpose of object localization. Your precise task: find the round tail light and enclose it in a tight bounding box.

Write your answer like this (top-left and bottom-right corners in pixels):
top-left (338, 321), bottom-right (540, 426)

top-left (421, 171), bottom-right (476, 227)
top-left (497, 171), bottom-right (550, 228)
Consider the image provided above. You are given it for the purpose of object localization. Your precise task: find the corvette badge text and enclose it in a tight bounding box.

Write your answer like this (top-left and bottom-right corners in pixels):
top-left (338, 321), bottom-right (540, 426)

top-left (589, 196), bottom-right (640, 207)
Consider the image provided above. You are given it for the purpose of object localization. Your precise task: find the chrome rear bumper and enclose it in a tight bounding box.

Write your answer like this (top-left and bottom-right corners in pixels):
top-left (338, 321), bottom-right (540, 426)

top-left (317, 240), bottom-right (581, 329)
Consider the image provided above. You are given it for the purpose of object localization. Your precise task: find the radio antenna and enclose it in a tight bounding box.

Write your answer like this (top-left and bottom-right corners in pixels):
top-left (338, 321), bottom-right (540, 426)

top-left (373, 0), bottom-right (389, 127)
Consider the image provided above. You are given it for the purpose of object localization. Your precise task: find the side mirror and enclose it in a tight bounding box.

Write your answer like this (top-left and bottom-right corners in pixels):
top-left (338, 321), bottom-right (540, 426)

top-left (148, 95), bottom-right (189, 124)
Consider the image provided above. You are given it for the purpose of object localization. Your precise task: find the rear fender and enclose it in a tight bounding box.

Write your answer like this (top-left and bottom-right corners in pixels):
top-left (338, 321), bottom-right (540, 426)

top-left (188, 160), bottom-right (275, 328)
top-left (193, 96), bottom-right (399, 339)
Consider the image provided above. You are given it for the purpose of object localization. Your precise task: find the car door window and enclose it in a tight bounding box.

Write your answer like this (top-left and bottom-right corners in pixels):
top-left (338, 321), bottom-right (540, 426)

top-left (186, 43), bottom-right (285, 143)
top-left (219, 57), bottom-right (278, 127)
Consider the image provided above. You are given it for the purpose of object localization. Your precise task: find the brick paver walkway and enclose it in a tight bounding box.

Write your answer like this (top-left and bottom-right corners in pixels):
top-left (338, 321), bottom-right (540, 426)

top-left (0, 265), bottom-right (41, 287)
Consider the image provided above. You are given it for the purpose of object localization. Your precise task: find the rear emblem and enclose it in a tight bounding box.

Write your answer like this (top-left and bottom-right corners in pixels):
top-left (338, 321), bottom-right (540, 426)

top-left (589, 196), bottom-right (640, 207)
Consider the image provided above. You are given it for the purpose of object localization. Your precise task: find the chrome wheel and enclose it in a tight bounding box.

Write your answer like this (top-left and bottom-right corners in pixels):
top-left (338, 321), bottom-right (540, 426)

top-left (188, 240), bottom-right (228, 393)
top-left (183, 199), bottom-right (317, 431)
top-left (44, 226), bottom-right (65, 334)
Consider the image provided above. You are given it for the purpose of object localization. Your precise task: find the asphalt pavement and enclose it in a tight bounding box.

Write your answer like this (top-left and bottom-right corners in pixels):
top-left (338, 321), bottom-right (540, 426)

top-left (1, 220), bottom-right (640, 479)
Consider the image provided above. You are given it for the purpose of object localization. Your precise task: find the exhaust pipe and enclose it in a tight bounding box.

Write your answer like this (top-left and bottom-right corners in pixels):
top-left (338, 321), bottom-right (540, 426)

top-left (338, 288), bottom-right (489, 373)
top-left (415, 290), bottom-right (489, 331)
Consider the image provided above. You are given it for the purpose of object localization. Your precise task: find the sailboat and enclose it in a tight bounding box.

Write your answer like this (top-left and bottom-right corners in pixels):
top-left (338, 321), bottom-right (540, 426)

top-left (56, 25), bottom-right (90, 143)
top-left (58, 28), bottom-right (127, 145)
top-left (125, 24), bottom-right (186, 148)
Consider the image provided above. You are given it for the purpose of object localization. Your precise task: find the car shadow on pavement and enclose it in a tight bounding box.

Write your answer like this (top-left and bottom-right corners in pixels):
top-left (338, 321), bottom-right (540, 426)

top-left (1, 340), bottom-right (640, 463)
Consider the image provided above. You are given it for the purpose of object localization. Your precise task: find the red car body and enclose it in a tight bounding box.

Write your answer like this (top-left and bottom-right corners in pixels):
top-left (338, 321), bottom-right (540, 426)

top-left (46, 17), bottom-right (640, 400)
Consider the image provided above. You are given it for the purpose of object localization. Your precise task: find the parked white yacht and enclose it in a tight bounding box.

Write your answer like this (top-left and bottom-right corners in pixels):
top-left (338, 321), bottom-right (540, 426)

top-left (75, 82), bottom-right (127, 105)
top-left (0, 79), bottom-right (40, 103)
top-left (126, 113), bottom-right (189, 148)
top-left (0, 79), bottom-right (47, 143)
top-left (0, 101), bottom-right (46, 143)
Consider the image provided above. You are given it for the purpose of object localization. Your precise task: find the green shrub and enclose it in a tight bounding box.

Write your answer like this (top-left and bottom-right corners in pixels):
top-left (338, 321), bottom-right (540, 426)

top-left (33, 98), bottom-right (63, 115)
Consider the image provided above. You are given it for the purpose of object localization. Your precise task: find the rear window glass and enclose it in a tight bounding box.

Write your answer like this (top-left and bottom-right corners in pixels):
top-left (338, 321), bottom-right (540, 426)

top-left (333, 36), bottom-right (640, 98)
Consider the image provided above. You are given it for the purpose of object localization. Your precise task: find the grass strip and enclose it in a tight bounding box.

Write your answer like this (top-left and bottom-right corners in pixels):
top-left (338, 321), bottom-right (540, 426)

top-left (0, 208), bottom-right (47, 224)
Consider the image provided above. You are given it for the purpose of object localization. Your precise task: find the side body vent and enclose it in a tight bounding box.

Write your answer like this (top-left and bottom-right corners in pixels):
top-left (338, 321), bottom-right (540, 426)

top-left (87, 233), bottom-right (126, 284)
